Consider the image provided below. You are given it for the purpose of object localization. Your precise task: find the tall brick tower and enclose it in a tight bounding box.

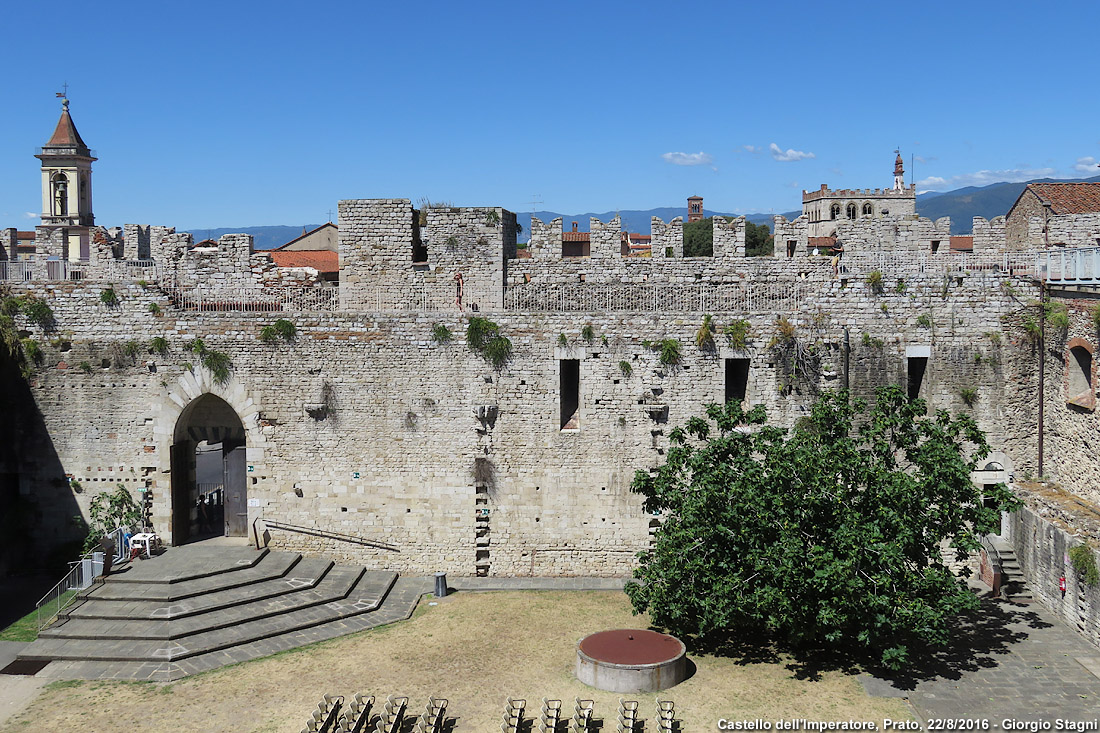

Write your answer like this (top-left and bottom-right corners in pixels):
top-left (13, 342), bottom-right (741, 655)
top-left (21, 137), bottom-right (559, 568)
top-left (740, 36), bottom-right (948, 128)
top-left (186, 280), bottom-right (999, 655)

top-left (687, 195), bottom-right (703, 223)
top-left (893, 150), bottom-right (905, 191)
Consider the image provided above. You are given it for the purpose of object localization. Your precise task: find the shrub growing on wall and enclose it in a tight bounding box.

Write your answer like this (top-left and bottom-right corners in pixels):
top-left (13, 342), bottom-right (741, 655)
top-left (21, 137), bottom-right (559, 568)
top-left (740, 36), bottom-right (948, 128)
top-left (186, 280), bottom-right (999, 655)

top-left (1070, 545), bottom-right (1099, 586)
top-left (466, 316), bottom-right (512, 370)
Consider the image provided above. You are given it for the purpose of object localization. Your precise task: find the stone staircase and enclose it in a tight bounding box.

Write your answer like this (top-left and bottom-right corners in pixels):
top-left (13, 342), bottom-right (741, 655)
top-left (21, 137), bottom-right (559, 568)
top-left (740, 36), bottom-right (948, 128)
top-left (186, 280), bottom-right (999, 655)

top-left (990, 536), bottom-right (1033, 602)
top-left (17, 544), bottom-right (430, 681)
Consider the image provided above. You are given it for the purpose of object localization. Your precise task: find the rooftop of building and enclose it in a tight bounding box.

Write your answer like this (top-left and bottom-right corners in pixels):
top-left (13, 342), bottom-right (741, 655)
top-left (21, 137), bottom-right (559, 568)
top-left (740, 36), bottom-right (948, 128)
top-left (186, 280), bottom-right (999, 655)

top-left (273, 222), bottom-right (338, 251)
top-left (1013, 182), bottom-right (1100, 217)
top-left (269, 250), bottom-right (339, 274)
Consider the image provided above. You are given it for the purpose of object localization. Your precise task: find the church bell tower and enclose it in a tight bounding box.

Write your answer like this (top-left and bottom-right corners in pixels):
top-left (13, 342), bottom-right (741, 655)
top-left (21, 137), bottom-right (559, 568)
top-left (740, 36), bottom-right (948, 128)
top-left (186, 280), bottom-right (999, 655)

top-left (36, 94), bottom-right (96, 258)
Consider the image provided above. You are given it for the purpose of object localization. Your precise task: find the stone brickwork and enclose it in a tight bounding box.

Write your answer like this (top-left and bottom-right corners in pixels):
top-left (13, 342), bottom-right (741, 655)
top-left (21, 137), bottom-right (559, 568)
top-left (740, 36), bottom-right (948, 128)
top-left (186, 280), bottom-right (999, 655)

top-left (0, 228), bottom-right (14, 260)
top-left (1005, 503), bottom-right (1100, 649)
top-left (712, 216), bottom-right (746, 259)
top-left (4, 261), bottom-right (1042, 578)
top-left (7, 194), bottom-right (1100, 659)
top-left (972, 216), bottom-right (1006, 252)
top-left (649, 216), bottom-right (682, 260)
top-left (772, 214), bottom-right (808, 258)
top-left (1038, 212), bottom-right (1100, 249)
top-left (802, 183), bottom-right (917, 238)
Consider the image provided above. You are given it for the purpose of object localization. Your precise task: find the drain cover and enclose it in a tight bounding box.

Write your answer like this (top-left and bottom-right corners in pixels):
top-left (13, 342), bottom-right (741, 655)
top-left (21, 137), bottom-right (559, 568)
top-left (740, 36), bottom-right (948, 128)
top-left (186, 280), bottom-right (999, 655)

top-left (0, 659), bottom-right (50, 675)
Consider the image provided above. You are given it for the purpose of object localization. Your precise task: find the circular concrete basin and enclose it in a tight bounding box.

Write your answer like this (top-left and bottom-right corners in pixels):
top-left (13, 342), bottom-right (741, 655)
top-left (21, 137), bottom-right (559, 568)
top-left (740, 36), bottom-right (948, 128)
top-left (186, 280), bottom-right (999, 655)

top-left (575, 629), bottom-right (687, 692)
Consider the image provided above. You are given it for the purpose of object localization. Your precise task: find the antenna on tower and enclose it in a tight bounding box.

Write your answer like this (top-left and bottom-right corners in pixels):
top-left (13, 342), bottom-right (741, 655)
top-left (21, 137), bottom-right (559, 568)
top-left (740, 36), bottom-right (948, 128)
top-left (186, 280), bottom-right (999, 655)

top-left (528, 193), bottom-right (543, 226)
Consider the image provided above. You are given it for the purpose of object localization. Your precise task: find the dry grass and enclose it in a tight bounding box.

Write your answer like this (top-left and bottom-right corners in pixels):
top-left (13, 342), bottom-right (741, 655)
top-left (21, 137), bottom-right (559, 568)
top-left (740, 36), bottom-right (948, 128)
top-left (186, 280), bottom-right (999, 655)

top-left (0, 591), bottom-right (911, 732)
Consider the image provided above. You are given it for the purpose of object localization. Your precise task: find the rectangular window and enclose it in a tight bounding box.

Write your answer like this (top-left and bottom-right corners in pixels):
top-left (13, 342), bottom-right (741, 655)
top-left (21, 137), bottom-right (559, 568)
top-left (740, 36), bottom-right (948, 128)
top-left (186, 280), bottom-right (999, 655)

top-left (725, 358), bottom-right (749, 404)
top-left (560, 359), bottom-right (580, 430)
top-left (907, 357), bottom-right (928, 401)
top-left (930, 240), bottom-right (941, 253)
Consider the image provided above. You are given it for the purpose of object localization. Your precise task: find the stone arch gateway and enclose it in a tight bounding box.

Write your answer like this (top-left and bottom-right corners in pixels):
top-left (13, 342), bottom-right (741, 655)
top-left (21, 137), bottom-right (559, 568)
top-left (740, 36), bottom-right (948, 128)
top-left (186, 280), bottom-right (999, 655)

top-left (170, 393), bottom-right (248, 544)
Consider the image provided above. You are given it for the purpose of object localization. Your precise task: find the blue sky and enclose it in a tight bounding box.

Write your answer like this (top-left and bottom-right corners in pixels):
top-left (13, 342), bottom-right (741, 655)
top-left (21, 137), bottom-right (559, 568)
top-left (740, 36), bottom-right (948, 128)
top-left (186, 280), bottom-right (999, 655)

top-left (2, 0), bottom-right (1099, 229)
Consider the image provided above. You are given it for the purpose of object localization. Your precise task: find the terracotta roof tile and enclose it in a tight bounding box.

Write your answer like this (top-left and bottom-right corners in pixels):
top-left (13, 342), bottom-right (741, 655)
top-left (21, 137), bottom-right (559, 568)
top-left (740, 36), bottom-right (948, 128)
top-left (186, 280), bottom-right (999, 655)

top-left (269, 250), bottom-right (338, 273)
top-left (17, 231), bottom-right (35, 240)
top-left (45, 109), bottom-right (90, 151)
top-left (562, 232), bottom-right (590, 242)
top-left (950, 236), bottom-right (974, 251)
top-left (1027, 182), bottom-right (1100, 215)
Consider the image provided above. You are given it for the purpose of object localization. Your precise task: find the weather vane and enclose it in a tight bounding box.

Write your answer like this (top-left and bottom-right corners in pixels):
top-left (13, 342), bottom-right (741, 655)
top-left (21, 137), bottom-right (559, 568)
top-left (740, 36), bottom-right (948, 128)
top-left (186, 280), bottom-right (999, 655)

top-left (56, 82), bottom-right (69, 109)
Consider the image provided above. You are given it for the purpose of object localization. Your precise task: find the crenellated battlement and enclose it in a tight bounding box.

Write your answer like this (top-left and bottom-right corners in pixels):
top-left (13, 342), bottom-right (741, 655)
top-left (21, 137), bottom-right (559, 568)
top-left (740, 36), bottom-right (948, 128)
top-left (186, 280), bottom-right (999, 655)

top-left (802, 184), bottom-right (917, 202)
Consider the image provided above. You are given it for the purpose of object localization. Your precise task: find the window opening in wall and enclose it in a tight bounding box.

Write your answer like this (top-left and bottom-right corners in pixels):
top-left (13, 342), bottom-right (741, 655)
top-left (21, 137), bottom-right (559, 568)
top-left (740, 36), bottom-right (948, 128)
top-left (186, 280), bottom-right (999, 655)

top-left (907, 357), bottom-right (928, 401)
top-left (830, 204), bottom-right (841, 220)
top-left (786, 240), bottom-right (796, 258)
top-left (862, 203), bottom-right (873, 216)
top-left (931, 240), bottom-right (941, 253)
top-left (1068, 345), bottom-right (1093, 406)
top-left (665, 247), bottom-right (673, 258)
top-left (411, 210), bottom-right (427, 263)
top-left (560, 359), bottom-right (580, 430)
top-left (846, 203), bottom-right (857, 220)
top-left (725, 358), bottom-right (749, 404)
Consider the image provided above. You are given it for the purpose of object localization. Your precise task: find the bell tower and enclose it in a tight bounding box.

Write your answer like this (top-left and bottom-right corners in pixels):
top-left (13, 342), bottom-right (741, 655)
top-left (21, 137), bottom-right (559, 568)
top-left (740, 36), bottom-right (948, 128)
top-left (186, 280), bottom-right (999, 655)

top-left (36, 94), bottom-right (96, 259)
top-left (893, 149), bottom-right (905, 191)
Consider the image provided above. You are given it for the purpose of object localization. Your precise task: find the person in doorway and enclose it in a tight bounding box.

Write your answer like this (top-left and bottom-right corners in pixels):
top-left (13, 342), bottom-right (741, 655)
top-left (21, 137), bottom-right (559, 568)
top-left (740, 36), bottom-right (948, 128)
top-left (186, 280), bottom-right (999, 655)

top-left (197, 495), bottom-right (210, 534)
top-left (453, 271), bottom-right (465, 312)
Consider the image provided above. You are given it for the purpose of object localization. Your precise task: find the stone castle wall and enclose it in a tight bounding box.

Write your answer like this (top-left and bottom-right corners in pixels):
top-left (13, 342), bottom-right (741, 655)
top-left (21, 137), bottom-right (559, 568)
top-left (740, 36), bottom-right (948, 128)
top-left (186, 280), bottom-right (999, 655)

top-left (5, 260), bottom-right (1042, 577)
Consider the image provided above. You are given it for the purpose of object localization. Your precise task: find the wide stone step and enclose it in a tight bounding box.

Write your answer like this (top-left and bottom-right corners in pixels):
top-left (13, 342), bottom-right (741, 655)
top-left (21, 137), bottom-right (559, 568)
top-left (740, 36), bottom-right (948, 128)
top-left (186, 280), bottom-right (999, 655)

top-left (59, 557), bottom-right (336, 622)
top-left (20, 570), bottom-right (397, 663)
top-left (34, 576), bottom-right (433, 682)
top-left (41, 560), bottom-right (354, 640)
top-left (84, 551), bottom-right (301, 603)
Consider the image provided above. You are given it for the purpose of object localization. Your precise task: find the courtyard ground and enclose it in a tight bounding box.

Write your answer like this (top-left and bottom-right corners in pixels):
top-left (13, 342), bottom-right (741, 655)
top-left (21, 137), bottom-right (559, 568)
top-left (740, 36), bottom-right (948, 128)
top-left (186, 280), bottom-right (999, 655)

top-left (0, 590), bottom-right (911, 732)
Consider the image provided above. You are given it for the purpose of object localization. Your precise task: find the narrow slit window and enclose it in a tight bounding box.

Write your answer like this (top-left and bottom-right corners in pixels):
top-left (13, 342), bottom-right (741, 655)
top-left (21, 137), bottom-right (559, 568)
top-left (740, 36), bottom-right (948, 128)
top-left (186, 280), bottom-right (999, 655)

top-left (907, 357), bottom-right (928, 400)
top-left (560, 359), bottom-right (580, 430)
top-left (725, 358), bottom-right (749, 404)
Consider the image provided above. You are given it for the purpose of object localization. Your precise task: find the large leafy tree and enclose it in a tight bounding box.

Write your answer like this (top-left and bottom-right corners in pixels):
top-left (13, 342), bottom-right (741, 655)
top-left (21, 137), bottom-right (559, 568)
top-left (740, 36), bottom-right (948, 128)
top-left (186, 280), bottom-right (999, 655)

top-left (682, 217), bottom-right (773, 257)
top-left (625, 386), bottom-right (1018, 668)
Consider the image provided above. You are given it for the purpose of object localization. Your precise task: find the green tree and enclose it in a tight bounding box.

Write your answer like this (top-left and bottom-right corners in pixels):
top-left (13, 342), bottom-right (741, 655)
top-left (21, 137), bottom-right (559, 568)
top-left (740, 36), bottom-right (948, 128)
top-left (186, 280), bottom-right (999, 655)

top-left (83, 484), bottom-right (143, 553)
top-left (745, 221), bottom-right (774, 257)
top-left (682, 217), bottom-right (773, 257)
top-left (625, 385), bottom-right (1018, 669)
top-left (682, 217), bottom-right (713, 257)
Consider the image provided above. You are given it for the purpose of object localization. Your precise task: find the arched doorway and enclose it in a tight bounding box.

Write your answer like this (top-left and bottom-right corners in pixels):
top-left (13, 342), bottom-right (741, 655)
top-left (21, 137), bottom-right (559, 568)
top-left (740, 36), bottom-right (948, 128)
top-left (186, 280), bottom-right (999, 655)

top-left (171, 394), bottom-right (248, 544)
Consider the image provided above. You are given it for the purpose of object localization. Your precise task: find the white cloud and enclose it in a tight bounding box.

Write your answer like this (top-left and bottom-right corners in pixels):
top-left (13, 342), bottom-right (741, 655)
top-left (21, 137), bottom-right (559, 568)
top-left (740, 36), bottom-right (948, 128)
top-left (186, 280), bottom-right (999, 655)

top-left (1073, 156), bottom-right (1099, 174)
top-left (661, 151), bottom-right (714, 167)
top-left (769, 143), bottom-right (815, 162)
top-left (915, 167), bottom-right (1057, 191)
top-left (913, 155), bottom-right (937, 164)
top-left (23, 212), bottom-right (38, 219)
top-left (742, 145), bottom-right (761, 154)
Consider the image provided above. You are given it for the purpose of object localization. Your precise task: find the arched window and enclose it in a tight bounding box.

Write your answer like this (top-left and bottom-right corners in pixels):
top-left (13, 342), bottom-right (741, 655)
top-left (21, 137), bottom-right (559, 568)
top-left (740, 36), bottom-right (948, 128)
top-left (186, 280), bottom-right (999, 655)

top-left (52, 173), bottom-right (69, 216)
top-left (1068, 341), bottom-right (1095, 409)
top-left (830, 204), bottom-right (841, 220)
top-left (846, 203), bottom-right (857, 220)
top-left (862, 202), bottom-right (873, 216)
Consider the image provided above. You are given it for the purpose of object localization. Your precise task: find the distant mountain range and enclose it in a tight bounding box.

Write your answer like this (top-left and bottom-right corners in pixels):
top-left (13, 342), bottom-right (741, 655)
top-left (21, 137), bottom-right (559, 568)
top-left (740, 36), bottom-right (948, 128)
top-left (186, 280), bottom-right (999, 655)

top-left (916, 174), bottom-right (1100, 233)
top-left (182, 174), bottom-right (1100, 247)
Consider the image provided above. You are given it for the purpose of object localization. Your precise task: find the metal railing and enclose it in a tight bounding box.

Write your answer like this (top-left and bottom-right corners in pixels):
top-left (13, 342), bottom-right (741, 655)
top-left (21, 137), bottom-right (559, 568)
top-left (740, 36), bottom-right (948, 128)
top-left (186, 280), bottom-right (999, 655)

top-left (839, 250), bottom-right (1037, 278)
top-left (160, 285), bottom-right (339, 312)
top-left (36, 551), bottom-right (102, 630)
top-left (1036, 247), bottom-right (1100, 284)
top-left (35, 527), bottom-right (128, 630)
top-left (503, 282), bottom-right (806, 313)
top-left (254, 517), bottom-right (400, 552)
top-left (0, 261), bottom-right (33, 281)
